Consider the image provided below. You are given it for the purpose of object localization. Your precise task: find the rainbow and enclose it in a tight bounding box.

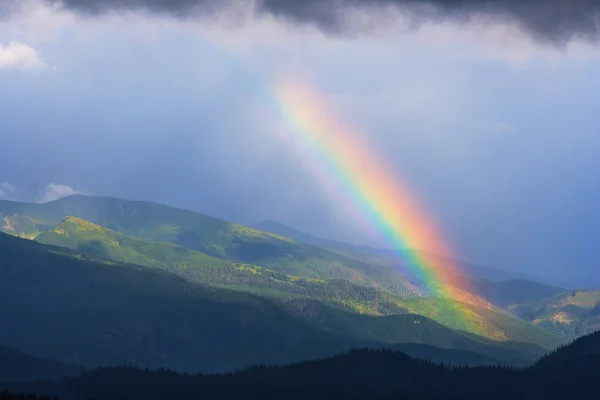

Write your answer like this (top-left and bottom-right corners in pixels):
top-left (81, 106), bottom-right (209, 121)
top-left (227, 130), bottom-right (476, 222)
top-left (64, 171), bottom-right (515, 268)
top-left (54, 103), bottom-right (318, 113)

top-left (194, 37), bottom-right (483, 333)
top-left (270, 79), bottom-right (481, 332)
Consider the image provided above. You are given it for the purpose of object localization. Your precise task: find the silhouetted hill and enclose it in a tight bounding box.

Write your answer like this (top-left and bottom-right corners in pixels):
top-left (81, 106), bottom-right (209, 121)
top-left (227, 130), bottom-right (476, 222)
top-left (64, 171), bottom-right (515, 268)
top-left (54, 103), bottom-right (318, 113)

top-left (0, 390), bottom-right (56, 400)
top-left (8, 337), bottom-right (600, 400)
top-left (535, 330), bottom-right (600, 368)
top-left (0, 350), bottom-right (520, 400)
top-left (0, 347), bottom-right (83, 383)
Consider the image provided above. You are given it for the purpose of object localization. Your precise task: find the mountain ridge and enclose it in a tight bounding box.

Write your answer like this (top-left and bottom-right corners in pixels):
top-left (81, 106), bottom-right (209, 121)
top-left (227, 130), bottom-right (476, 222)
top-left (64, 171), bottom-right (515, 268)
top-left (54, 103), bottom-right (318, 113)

top-left (1, 231), bottom-right (558, 373)
top-left (251, 220), bottom-right (564, 286)
top-left (30, 215), bottom-right (561, 347)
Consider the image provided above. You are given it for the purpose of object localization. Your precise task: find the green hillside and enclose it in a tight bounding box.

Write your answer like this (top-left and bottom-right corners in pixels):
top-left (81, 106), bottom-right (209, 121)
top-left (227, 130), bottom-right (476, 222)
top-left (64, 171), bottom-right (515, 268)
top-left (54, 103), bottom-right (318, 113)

top-left (0, 232), bottom-right (362, 372)
top-left (470, 279), bottom-right (600, 340)
top-left (0, 196), bottom-right (419, 296)
top-left (283, 298), bottom-right (548, 364)
top-left (0, 232), bottom-right (557, 370)
top-left (526, 290), bottom-right (600, 339)
top-left (0, 214), bottom-right (53, 239)
top-left (467, 280), bottom-right (600, 340)
top-left (35, 217), bottom-right (410, 316)
top-left (33, 217), bottom-right (562, 348)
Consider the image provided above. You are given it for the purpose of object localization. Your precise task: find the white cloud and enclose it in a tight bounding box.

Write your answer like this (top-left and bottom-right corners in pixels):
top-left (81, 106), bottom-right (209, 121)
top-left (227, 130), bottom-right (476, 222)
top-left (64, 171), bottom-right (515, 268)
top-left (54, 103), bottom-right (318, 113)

top-left (0, 41), bottom-right (45, 70)
top-left (0, 182), bottom-right (19, 201)
top-left (38, 183), bottom-right (87, 203)
top-left (0, 0), bottom-right (74, 45)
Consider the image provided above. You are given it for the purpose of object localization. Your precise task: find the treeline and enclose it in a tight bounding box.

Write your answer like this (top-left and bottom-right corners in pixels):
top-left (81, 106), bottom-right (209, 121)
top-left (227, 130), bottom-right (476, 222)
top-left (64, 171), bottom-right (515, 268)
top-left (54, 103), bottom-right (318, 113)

top-left (0, 390), bottom-right (57, 400)
top-left (5, 347), bottom-right (600, 400)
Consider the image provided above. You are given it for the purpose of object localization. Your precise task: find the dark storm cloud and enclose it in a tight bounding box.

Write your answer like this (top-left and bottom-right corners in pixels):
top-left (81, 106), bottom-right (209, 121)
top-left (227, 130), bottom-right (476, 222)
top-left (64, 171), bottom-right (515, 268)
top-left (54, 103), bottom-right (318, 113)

top-left (36, 0), bottom-right (600, 44)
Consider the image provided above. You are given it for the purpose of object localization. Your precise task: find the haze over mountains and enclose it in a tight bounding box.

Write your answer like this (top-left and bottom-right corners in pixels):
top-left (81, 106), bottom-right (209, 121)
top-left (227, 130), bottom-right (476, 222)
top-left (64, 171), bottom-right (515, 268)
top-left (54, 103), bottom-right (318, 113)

top-left (250, 220), bottom-right (566, 286)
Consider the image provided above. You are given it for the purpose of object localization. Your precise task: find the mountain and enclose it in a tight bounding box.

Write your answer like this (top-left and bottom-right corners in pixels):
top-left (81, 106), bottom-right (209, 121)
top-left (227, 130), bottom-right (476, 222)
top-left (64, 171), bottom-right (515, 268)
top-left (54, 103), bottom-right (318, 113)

top-left (0, 198), bottom-right (507, 326)
top-left (9, 333), bottom-right (600, 400)
top-left (283, 298), bottom-right (550, 364)
top-left (535, 330), bottom-right (600, 367)
top-left (0, 214), bottom-right (54, 240)
top-left (252, 220), bottom-right (554, 284)
top-left (251, 220), bottom-right (600, 343)
top-left (0, 346), bottom-right (83, 383)
top-left (1, 231), bottom-right (557, 373)
top-left (250, 220), bottom-right (365, 253)
top-left (469, 280), bottom-right (600, 341)
top-left (3, 350), bottom-right (517, 400)
top-left (472, 279), bottom-right (567, 311)
top-left (0, 196), bottom-right (421, 297)
top-left (0, 232), bottom-right (363, 372)
top-left (522, 289), bottom-right (600, 339)
top-left (31, 216), bottom-right (562, 348)
top-left (34, 217), bottom-right (410, 317)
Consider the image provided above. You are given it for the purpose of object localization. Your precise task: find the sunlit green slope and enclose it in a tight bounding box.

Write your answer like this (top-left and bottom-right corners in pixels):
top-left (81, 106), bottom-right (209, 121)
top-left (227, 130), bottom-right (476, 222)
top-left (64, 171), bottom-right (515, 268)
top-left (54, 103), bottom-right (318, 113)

top-left (471, 280), bottom-right (600, 340)
top-left (526, 290), bottom-right (600, 339)
top-left (35, 217), bottom-right (409, 316)
top-left (1, 195), bottom-right (418, 296)
top-left (0, 232), bottom-right (359, 372)
top-left (33, 217), bottom-right (562, 349)
top-left (0, 232), bottom-right (554, 371)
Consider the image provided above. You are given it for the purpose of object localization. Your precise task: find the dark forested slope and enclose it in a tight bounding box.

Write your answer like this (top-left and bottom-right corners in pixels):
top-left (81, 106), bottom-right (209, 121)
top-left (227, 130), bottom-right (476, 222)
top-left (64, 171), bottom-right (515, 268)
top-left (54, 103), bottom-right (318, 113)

top-left (7, 333), bottom-right (600, 400)
top-left (0, 347), bottom-right (83, 383)
top-left (0, 232), bottom-right (360, 372)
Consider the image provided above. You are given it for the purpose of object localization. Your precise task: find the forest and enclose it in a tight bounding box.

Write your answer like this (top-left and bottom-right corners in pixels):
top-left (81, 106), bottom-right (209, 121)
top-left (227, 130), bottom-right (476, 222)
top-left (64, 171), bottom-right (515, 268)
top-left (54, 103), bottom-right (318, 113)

top-left (3, 331), bottom-right (600, 400)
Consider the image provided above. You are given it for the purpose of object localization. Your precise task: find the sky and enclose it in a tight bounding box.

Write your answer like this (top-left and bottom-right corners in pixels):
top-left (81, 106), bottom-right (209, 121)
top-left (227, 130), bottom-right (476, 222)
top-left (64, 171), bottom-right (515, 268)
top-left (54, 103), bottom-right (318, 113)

top-left (0, 0), bottom-right (599, 283)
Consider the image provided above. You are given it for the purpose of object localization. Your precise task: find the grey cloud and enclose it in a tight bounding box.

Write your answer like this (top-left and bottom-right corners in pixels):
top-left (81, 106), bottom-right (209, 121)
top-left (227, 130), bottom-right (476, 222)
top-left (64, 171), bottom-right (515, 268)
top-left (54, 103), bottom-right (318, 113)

top-left (36, 0), bottom-right (600, 44)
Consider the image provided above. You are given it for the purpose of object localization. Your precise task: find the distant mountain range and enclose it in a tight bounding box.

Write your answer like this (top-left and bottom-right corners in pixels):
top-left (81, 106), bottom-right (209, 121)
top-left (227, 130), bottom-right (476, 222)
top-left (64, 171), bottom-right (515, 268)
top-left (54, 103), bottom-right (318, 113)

top-left (250, 219), bottom-right (600, 339)
top-left (250, 220), bottom-right (565, 285)
top-left (0, 194), bottom-right (597, 373)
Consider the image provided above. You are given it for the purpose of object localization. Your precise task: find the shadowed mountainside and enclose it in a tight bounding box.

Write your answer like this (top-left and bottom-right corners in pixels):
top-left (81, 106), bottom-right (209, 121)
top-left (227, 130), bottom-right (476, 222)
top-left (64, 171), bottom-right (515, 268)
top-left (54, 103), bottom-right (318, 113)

top-left (0, 232), bottom-right (557, 371)
top-left (0, 347), bottom-right (83, 383)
